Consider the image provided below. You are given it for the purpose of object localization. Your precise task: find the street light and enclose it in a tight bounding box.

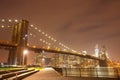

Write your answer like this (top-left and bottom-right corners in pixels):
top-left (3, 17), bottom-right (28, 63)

top-left (23, 49), bottom-right (28, 67)
top-left (24, 50), bottom-right (28, 55)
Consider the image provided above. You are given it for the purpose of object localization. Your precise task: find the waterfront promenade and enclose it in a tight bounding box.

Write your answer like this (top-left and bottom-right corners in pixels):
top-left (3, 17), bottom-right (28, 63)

top-left (23, 68), bottom-right (119, 80)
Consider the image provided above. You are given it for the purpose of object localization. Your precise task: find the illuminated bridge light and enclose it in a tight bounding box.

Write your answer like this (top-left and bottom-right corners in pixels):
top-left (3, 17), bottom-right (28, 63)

top-left (45, 34), bottom-right (48, 36)
top-left (40, 39), bottom-right (42, 41)
top-left (45, 41), bottom-right (48, 44)
top-left (42, 46), bottom-right (46, 48)
top-left (72, 50), bottom-right (75, 52)
top-left (43, 40), bottom-right (45, 43)
top-left (27, 43), bottom-right (30, 46)
top-left (14, 19), bottom-right (18, 22)
top-left (30, 24), bottom-right (34, 27)
top-left (25, 34), bottom-right (28, 37)
top-left (29, 33), bottom-right (32, 36)
top-left (54, 39), bottom-right (56, 42)
top-left (1, 25), bottom-right (5, 28)
top-left (7, 25), bottom-right (11, 28)
top-left (1, 19), bottom-right (5, 22)
top-left (57, 48), bottom-right (60, 51)
top-left (42, 32), bottom-right (45, 34)
top-left (35, 27), bottom-right (37, 30)
top-left (63, 49), bottom-right (66, 51)
top-left (8, 19), bottom-right (12, 22)
top-left (61, 44), bottom-right (64, 46)
top-left (48, 36), bottom-right (51, 39)
top-left (59, 42), bottom-right (62, 45)
top-left (38, 30), bottom-right (41, 32)
top-left (51, 38), bottom-right (53, 40)
top-left (48, 43), bottom-right (51, 45)
top-left (47, 46), bottom-right (50, 49)
top-left (33, 45), bottom-right (36, 48)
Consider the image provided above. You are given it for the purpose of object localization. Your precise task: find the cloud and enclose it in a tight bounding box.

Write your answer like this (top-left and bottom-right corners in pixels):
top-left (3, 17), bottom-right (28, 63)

top-left (99, 32), bottom-right (120, 41)
top-left (57, 0), bottom-right (118, 33)
top-left (76, 24), bottom-right (104, 33)
top-left (58, 22), bottom-right (73, 32)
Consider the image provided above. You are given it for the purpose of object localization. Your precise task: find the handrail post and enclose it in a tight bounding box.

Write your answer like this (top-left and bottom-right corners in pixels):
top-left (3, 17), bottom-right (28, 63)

top-left (79, 68), bottom-right (81, 77)
top-left (96, 68), bottom-right (98, 78)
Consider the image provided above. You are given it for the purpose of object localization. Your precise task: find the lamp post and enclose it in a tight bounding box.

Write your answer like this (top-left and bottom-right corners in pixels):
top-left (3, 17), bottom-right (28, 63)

top-left (23, 50), bottom-right (28, 67)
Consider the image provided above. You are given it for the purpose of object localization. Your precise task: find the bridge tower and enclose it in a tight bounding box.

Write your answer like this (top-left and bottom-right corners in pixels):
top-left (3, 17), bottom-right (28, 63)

top-left (8, 20), bottom-right (29, 65)
top-left (99, 45), bottom-right (108, 67)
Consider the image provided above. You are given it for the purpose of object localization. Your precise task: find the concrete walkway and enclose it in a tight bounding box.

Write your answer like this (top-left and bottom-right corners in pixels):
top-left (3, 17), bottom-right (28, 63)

top-left (23, 68), bottom-right (119, 80)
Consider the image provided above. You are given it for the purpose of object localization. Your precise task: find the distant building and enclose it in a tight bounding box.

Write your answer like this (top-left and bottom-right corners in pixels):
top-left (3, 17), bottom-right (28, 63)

top-left (95, 44), bottom-right (99, 57)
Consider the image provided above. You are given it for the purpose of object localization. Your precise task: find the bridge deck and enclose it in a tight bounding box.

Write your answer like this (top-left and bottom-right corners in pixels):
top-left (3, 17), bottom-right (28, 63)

top-left (23, 68), bottom-right (118, 80)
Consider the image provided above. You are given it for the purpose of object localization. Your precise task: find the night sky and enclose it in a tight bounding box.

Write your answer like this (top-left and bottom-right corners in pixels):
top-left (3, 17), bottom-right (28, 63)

top-left (0, 0), bottom-right (120, 62)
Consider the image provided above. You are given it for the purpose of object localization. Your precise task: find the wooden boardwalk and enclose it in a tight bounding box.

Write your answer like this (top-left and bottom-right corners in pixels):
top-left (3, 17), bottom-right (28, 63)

top-left (23, 68), bottom-right (119, 80)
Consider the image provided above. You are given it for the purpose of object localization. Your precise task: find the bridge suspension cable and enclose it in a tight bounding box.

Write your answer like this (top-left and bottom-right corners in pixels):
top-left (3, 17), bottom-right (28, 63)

top-left (0, 19), bottom-right (79, 53)
top-left (28, 23), bottom-right (78, 53)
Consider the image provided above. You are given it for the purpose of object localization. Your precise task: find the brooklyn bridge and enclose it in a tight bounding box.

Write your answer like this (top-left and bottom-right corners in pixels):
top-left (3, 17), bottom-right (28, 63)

top-left (0, 19), bottom-right (119, 79)
top-left (0, 19), bottom-right (108, 66)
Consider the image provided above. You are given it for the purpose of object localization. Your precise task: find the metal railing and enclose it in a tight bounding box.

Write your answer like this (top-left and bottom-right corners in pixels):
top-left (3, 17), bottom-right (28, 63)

top-left (62, 67), bottom-right (120, 78)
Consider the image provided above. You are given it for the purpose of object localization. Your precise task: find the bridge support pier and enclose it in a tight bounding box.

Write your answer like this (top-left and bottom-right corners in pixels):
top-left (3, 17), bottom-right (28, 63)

top-left (54, 54), bottom-right (59, 67)
top-left (8, 49), bottom-right (17, 65)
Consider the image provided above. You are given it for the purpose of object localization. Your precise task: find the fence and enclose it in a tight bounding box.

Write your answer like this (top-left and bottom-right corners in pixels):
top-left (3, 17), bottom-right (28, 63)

top-left (62, 67), bottom-right (120, 78)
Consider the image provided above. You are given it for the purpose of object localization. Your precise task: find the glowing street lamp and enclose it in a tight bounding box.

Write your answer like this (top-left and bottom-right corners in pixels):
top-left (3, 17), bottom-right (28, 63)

top-left (23, 49), bottom-right (28, 67)
top-left (24, 50), bottom-right (28, 54)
